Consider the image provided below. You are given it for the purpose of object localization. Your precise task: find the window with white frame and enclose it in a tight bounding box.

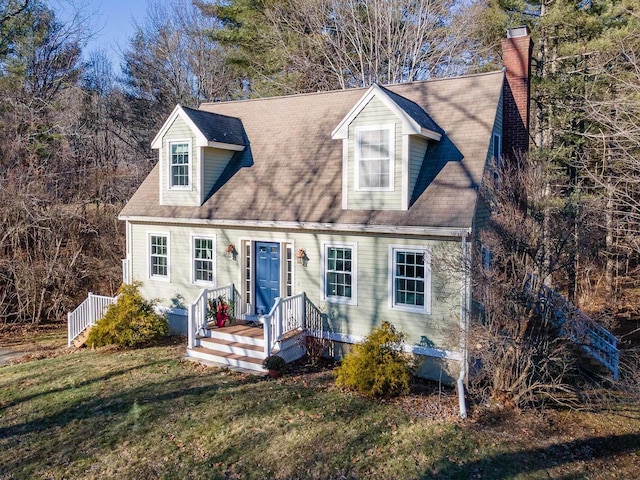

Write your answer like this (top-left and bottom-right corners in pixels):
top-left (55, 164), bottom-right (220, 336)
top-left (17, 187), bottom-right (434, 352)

top-left (193, 237), bottom-right (214, 283)
top-left (169, 141), bottom-right (190, 188)
top-left (390, 247), bottom-right (431, 313)
top-left (150, 234), bottom-right (168, 278)
top-left (356, 126), bottom-right (394, 190)
top-left (324, 244), bottom-right (356, 304)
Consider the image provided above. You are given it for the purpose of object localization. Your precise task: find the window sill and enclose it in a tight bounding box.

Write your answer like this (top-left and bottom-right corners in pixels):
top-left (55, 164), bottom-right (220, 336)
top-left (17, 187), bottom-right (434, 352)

top-left (324, 296), bottom-right (357, 306)
top-left (390, 304), bottom-right (430, 315)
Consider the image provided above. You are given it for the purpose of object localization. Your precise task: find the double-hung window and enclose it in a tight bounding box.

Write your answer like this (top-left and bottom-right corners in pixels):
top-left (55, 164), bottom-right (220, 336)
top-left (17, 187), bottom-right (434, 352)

top-left (193, 237), bottom-right (214, 283)
top-left (169, 141), bottom-right (190, 188)
top-left (390, 247), bottom-right (431, 313)
top-left (356, 126), bottom-right (394, 190)
top-left (324, 243), bottom-right (356, 304)
top-left (150, 234), bottom-right (169, 278)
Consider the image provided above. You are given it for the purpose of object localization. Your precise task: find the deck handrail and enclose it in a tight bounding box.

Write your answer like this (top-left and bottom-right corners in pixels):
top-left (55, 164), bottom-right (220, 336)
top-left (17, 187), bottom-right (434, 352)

top-left (67, 293), bottom-right (117, 347)
top-left (262, 293), bottom-right (325, 357)
top-left (525, 273), bottom-right (619, 379)
top-left (187, 284), bottom-right (239, 349)
top-left (305, 296), bottom-right (324, 337)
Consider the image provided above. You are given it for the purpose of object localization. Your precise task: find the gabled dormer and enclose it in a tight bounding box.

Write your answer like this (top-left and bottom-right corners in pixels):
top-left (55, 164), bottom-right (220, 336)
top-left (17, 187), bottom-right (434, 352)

top-left (332, 84), bottom-right (443, 211)
top-left (151, 105), bottom-right (246, 206)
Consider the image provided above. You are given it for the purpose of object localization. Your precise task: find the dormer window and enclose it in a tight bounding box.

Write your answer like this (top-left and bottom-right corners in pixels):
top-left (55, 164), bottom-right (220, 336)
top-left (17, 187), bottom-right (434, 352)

top-left (355, 125), bottom-right (395, 191)
top-left (170, 141), bottom-right (190, 188)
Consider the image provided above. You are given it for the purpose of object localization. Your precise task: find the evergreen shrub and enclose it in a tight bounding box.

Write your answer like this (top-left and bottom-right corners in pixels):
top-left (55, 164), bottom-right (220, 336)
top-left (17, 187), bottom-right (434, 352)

top-left (335, 321), bottom-right (411, 397)
top-left (86, 282), bottom-right (168, 348)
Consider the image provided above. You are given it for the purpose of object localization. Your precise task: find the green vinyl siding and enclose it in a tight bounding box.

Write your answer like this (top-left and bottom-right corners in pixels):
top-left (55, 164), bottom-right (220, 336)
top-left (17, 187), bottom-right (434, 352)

top-left (128, 222), bottom-right (463, 351)
top-left (409, 136), bottom-right (428, 199)
top-left (160, 116), bottom-right (199, 206)
top-left (474, 92), bottom-right (504, 232)
top-left (201, 147), bottom-right (234, 203)
top-left (347, 96), bottom-right (403, 210)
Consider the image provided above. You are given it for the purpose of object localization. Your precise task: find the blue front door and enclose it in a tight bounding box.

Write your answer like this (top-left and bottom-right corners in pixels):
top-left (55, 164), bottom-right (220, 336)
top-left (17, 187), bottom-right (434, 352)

top-left (256, 242), bottom-right (280, 315)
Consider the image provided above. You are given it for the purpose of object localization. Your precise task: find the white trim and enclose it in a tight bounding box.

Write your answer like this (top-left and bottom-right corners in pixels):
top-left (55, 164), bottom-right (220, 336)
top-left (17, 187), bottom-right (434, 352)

top-left (331, 84), bottom-right (442, 141)
top-left (158, 149), bottom-right (164, 205)
top-left (314, 330), bottom-right (461, 361)
top-left (156, 306), bottom-right (188, 317)
top-left (388, 244), bottom-right (432, 314)
top-left (198, 146), bottom-right (204, 204)
top-left (354, 124), bottom-right (395, 192)
top-left (147, 232), bottom-right (170, 282)
top-left (119, 216), bottom-right (471, 238)
top-left (492, 132), bottom-right (503, 177)
top-left (236, 236), bottom-right (293, 314)
top-left (207, 141), bottom-right (245, 151)
top-left (285, 243), bottom-right (294, 297)
top-left (321, 242), bottom-right (357, 306)
top-left (191, 234), bottom-right (216, 286)
top-left (152, 105), bottom-right (206, 149)
top-left (341, 138), bottom-right (348, 209)
top-left (167, 139), bottom-right (192, 190)
top-left (151, 105), bottom-right (245, 150)
top-left (401, 133), bottom-right (409, 210)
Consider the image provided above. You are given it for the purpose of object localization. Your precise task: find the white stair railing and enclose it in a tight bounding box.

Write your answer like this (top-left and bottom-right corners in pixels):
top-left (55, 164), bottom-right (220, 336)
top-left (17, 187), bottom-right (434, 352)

top-left (67, 293), bottom-right (117, 347)
top-left (263, 293), bottom-right (306, 357)
top-left (525, 273), bottom-right (619, 380)
top-left (305, 296), bottom-right (324, 338)
top-left (187, 284), bottom-right (239, 349)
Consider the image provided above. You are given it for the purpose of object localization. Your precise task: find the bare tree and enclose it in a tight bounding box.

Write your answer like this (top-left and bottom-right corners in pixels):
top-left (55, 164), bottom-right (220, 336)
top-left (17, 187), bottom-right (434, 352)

top-left (265, 0), bottom-right (484, 89)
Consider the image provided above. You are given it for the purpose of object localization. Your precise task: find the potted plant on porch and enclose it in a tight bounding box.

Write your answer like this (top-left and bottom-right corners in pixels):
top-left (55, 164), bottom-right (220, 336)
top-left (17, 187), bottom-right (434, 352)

top-left (263, 354), bottom-right (286, 378)
top-left (206, 296), bottom-right (232, 328)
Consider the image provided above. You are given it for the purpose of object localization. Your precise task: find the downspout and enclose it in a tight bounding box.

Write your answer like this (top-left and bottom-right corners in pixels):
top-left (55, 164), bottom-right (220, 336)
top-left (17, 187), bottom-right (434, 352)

top-left (458, 235), bottom-right (471, 419)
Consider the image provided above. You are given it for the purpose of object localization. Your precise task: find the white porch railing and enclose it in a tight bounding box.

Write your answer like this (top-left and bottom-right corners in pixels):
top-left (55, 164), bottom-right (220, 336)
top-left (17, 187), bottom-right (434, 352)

top-left (188, 284), bottom-right (241, 349)
top-left (525, 273), bottom-right (619, 380)
top-left (263, 293), bottom-right (324, 357)
top-left (187, 287), bottom-right (324, 358)
top-left (67, 293), bottom-right (117, 347)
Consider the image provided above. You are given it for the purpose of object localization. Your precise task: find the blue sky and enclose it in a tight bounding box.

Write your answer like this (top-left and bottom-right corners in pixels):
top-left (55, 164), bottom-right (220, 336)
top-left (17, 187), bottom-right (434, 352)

top-left (50, 0), bottom-right (149, 69)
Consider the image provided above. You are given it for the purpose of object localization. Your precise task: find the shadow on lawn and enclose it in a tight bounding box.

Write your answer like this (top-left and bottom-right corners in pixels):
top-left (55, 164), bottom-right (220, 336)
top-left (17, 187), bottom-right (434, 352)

top-left (429, 432), bottom-right (640, 479)
top-left (0, 362), bottom-right (165, 413)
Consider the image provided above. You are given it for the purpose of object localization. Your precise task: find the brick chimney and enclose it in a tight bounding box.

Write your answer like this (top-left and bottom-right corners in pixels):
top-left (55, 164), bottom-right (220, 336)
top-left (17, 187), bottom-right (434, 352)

top-left (502, 26), bottom-right (533, 160)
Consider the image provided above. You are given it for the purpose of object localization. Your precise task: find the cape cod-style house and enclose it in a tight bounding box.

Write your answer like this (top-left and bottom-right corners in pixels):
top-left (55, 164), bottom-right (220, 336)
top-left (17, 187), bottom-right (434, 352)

top-left (128, 28), bottom-right (534, 377)
top-left (69, 27), bottom-right (545, 417)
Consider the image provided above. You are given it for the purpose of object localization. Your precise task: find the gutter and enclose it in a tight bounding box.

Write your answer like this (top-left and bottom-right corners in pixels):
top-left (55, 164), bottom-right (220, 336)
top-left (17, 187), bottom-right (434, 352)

top-left (117, 215), bottom-right (472, 238)
top-left (458, 234), bottom-right (471, 419)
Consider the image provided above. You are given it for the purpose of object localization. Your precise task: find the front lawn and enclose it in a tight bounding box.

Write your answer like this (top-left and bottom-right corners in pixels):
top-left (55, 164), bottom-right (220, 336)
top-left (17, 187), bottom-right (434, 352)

top-left (1, 331), bottom-right (639, 479)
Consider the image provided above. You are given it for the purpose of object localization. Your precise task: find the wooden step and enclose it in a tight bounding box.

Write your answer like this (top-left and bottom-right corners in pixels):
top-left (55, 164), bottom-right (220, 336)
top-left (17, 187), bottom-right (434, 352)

top-left (206, 323), bottom-right (264, 347)
top-left (199, 337), bottom-right (265, 359)
top-left (187, 346), bottom-right (266, 373)
top-left (72, 326), bottom-right (92, 348)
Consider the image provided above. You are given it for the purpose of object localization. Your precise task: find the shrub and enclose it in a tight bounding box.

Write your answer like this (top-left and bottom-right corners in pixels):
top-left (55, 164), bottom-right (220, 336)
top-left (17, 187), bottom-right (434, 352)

top-left (262, 354), bottom-right (286, 371)
top-left (86, 282), bottom-right (168, 348)
top-left (335, 321), bottom-right (411, 397)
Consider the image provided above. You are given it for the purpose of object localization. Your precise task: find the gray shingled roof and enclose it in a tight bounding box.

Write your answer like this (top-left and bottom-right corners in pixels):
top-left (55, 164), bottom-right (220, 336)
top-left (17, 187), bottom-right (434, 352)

top-left (379, 85), bottom-right (444, 135)
top-left (120, 71), bottom-right (504, 231)
top-left (181, 105), bottom-right (245, 146)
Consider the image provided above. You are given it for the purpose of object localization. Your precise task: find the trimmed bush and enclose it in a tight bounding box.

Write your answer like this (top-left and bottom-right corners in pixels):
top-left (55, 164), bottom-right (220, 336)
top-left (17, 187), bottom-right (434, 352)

top-left (86, 282), bottom-right (168, 348)
top-left (335, 321), bottom-right (411, 397)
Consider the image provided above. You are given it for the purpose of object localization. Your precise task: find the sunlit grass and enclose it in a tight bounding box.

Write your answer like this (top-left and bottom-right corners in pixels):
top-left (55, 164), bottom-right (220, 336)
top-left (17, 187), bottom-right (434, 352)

top-left (1, 336), bottom-right (639, 479)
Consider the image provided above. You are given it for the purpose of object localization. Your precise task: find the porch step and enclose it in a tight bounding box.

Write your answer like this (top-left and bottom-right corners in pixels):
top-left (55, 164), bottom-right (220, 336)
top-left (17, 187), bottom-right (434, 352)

top-left (186, 346), bottom-right (266, 373)
top-left (206, 323), bottom-right (264, 348)
top-left (199, 337), bottom-right (265, 360)
top-left (72, 326), bottom-right (92, 348)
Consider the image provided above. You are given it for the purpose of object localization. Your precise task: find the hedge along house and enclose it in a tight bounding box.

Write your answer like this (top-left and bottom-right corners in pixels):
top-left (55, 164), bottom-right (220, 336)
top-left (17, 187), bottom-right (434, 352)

top-left (116, 28), bottom-right (533, 404)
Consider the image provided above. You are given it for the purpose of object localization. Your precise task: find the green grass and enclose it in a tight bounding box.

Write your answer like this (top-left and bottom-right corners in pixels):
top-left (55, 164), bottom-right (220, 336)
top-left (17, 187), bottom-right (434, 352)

top-left (1, 334), bottom-right (639, 479)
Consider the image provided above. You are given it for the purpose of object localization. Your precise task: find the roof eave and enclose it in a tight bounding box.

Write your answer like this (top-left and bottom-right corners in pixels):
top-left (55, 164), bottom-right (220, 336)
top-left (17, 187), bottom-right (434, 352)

top-left (118, 214), bottom-right (472, 238)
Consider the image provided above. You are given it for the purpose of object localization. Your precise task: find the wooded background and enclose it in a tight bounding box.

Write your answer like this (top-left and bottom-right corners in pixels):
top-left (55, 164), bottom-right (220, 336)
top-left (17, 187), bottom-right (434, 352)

top-left (1, 0), bottom-right (638, 336)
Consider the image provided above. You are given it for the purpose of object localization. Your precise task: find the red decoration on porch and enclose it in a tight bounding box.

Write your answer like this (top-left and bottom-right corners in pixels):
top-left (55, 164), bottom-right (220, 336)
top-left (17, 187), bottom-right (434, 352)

top-left (207, 295), bottom-right (231, 328)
